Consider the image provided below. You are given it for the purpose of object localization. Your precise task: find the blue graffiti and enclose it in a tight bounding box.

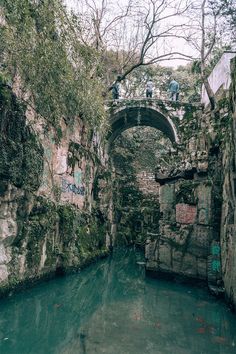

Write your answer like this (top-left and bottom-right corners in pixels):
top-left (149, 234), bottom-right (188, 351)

top-left (212, 259), bottom-right (221, 272)
top-left (211, 244), bottom-right (220, 256)
top-left (61, 178), bottom-right (85, 196)
top-left (74, 171), bottom-right (82, 185)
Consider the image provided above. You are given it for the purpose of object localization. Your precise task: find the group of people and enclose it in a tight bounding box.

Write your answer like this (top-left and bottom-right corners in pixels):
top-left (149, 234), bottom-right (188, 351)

top-left (112, 77), bottom-right (180, 101)
top-left (146, 78), bottom-right (180, 101)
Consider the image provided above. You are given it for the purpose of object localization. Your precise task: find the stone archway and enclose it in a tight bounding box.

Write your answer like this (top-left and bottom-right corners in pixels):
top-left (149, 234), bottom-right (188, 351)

top-left (108, 104), bottom-right (179, 145)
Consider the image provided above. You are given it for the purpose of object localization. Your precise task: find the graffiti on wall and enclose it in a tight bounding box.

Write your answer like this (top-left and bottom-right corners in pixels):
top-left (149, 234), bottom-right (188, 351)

top-left (74, 171), bottom-right (82, 185)
top-left (61, 178), bottom-right (85, 196)
top-left (211, 243), bottom-right (221, 272)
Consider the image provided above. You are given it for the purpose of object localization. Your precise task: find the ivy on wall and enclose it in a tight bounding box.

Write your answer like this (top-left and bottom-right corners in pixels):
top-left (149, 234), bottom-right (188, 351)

top-left (0, 0), bottom-right (108, 133)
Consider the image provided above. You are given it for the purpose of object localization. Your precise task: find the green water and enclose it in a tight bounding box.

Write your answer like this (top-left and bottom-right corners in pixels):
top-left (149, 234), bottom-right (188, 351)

top-left (0, 249), bottom-right (235, 354)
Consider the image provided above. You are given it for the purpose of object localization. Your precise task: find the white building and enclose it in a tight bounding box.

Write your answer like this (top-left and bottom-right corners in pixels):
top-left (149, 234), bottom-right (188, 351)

top-left (201, 51), bottom-right (236, 107)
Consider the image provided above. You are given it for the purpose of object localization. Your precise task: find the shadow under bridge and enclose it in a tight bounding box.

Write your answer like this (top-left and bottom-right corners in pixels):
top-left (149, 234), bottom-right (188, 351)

top-left (107, 99), bottom-right (180, 145)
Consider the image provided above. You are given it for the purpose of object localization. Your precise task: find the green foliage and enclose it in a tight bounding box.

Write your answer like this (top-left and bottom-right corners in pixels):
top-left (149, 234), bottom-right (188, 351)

top-left (120, 64), bottom-right (200, 103)
top-left (218, 0), bottom-right (236, 42)
top-left (113, 127), bottom-right (172, 173)
top-left (0, 80), bottom-right (44, 189)
top-left (176, 181), bottom-right (197, 205)
top-left (58, 204), bottom-right (76, 242)
top-left (1, 0), bottom-right (107, 132)
top-left (191, 60), bottom-right (201, 75)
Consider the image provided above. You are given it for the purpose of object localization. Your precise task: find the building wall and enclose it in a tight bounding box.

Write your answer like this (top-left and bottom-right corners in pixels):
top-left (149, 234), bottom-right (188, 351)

top-left (201, 52), bottom-right (236, 107)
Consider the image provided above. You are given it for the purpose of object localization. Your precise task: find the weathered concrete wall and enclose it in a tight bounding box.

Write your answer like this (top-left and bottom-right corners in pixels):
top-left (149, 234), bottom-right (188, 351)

top-left (0, 82), bottom-right (111, 295)
top-left (145, 99), bottom-right (224, 284)
top-left (145, 179), bottom-right (221, 282)
top-left (201, 51), bottom-right (236, 107)
top-left (220, 57), bottom-right (236, 309)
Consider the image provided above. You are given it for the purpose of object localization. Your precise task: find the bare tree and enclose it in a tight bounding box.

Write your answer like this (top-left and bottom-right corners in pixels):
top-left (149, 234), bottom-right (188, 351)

top-left (74, 0), bottom-right (133, 50)
top-left (183, 0), bottom-right (228, 110)
top-left (69, 0), bottom-right (229, 105)
top-left (200, 0), bottom-right (224, 110)
top-left (107, 0), bottom-right (194, 90)
top-left (71, 0), bottom-right (194, 91)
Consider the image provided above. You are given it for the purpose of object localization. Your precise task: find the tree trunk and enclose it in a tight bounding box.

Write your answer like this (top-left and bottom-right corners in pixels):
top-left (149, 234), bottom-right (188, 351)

top-left (202, 75), bottom-right (216, 110)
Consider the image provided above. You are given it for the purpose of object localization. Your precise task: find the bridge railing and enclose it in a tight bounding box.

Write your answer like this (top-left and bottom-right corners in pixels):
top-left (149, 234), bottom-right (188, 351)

top-left (105, 97), bottom-right (202, 109)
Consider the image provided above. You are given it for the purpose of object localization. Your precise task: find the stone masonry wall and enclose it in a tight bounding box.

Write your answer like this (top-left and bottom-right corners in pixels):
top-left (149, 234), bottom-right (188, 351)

top-left (145, 179), bottom-right (221, 282)
top-left (220, 58), bottom-right (236, 309)
top-left (0, 82), bottom-right (111, 296)
top-left (145, 98), bottom-right (224, 284)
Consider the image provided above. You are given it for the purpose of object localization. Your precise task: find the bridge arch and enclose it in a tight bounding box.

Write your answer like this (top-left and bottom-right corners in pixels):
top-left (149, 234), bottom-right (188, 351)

top-left (108, 104), bottom-right (179, 145)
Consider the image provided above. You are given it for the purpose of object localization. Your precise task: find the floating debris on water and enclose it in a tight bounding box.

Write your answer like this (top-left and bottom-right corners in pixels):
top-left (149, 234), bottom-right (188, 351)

top-left (54, 303), bottom-right (62, 308)
top-left (195, 316), bottom-right (205, 323)
top-left (212, 336), bottom-right (228, 344)
top-left (196, 327), bottom-right (206, 334)
top-left (153, 322), bottom-right (161, 329)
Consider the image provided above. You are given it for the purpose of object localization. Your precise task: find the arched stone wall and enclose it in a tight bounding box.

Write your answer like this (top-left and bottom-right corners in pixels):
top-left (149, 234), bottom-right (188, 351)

top-left (108, 105), bottom-right (179, 145)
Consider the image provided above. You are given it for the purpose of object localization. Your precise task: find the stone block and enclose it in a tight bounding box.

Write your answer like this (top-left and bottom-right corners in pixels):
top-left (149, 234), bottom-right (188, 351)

top-left (0, 219), bottom-right (17, 244)
top-left (0, 244), bottom-right (11, 264)
top-left (197, 185), bottom-right (211, 209)
top-left (159, 243), bottom-right (171, 269)
top-left (160, 225), bottom-right (177, 243)
top-left (176, 203), bottom-right (197, 224)
top-left (146, 260), bottom-right (158, 271)
top-left (197, 160), bottom-right (208, 172)
top-left (197, 258), bottom-right (207, 279)
top-left (159, 184), bottom-right (175, 204)
top-left (171, 250), bottom-right (198, 277)
top-left (174, 225), bottom-right (192, 246)
top-left (189, 137), bottom-right (197, 152)
top-left (172, 250), bottom-right (183, 272)
top-left (188, 225), bottom-right (211, 257)
top-left (161, 205), bottom-right (176, 223)
top-left (0, 265), bottom-right (8, 282)
top-left (181, 253), bottom-right (197, 276)
top-left (198, 208), bottom-right (210, 225)
top-left (145, 241), bottom-right (157, 261)
top-left (196, 185), bottom-right (212, 224)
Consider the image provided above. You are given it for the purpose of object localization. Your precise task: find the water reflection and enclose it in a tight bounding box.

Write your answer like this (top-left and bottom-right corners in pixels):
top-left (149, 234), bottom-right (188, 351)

top-left (0, 248), bottom-right (235, 354)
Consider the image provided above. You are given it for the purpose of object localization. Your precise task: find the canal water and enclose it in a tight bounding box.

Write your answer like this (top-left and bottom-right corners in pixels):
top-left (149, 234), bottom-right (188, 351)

top-left (0, 248), bottom-right (235, 354)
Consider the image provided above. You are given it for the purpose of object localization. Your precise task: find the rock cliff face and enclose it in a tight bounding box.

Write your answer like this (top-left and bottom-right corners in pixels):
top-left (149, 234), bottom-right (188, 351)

top-left (220, 58), bottom-right (236, 309)
top-left (144, 57), bottom-right (236, 309)
top-left (143, 104), bottom-right (223, 284)
top-left (0, 82), bottom-right (111, 295)
top-left (110, 105), bottom-right (223, 285)
top-left (145, 174), bottom-right (222, 284)
top-left (1, 56), bottom-right (236, 308)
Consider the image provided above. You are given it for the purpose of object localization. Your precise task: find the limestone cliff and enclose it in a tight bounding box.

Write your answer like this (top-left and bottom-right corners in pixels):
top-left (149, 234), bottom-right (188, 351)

top-left (0, 81), bottom-right (111, 296)
top-left (220, 57), bottom-right (236, 309)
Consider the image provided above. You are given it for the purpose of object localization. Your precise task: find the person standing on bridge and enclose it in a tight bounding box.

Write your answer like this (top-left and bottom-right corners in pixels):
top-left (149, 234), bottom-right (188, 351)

top-left (112, 75), bottom-right (121, 100)
top-left (169, 79), bottom-right (179, 101)
top-left (112, 82), bottom-right (120, 99)
top-left (146, 79), bottom-right (153, 98)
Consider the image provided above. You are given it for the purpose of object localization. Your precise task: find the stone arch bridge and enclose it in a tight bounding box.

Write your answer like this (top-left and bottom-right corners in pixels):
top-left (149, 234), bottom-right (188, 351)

top-left (106, 98), bottom-right (203, 147)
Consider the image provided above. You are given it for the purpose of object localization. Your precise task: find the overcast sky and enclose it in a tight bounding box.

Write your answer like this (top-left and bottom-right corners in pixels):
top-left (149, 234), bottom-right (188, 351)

top-left (64, 0), bottom-right (198, 68)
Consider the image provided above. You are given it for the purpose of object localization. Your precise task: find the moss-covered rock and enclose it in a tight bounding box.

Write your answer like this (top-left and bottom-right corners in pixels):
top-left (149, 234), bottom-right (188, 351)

top-left (0, 82), bottom-right (43, 190)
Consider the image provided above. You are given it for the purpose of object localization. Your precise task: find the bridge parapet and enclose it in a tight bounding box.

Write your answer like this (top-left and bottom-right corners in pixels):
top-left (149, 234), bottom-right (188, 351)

top-left (106, 98), bottom-right (203, 147)
top-left (106, 98), bottom-right (202, 118)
